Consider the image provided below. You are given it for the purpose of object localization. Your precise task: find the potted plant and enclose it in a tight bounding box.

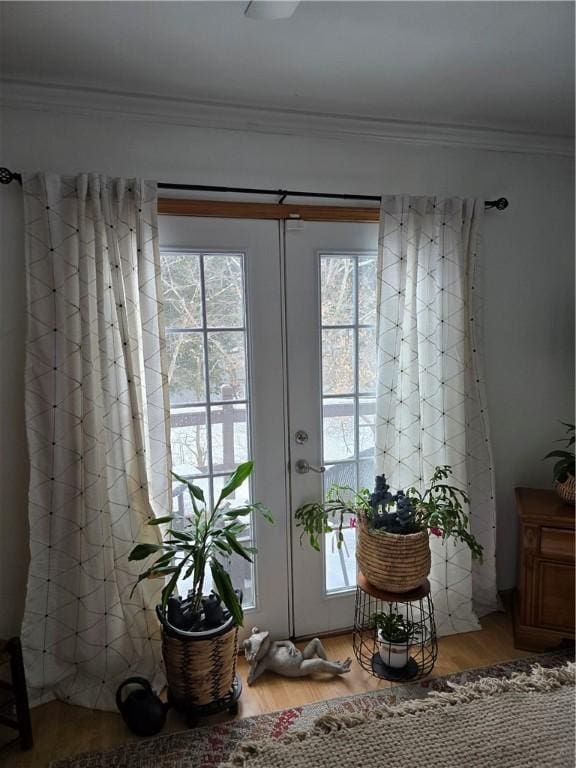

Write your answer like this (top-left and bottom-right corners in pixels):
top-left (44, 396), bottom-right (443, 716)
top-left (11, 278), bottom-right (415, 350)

top-left (544, 422), bottom-right (575, 505)
top-left (295, 465), bottom-right (483, 592)
top-left (129, 460), bottom-right (272, 712)
top-left (372, 611), bottom-right (417, 669)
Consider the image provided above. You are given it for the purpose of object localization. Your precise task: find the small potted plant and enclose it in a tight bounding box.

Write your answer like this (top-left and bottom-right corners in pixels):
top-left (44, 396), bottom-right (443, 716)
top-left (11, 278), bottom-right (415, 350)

top-left (544, 422), bottom-right (575, 505)
top-left (129, 460), bottom-right (272, 712)
top-left (372, 611), bottom-right (417, 669)
top-left (295, 465), bottom-right (483, 592)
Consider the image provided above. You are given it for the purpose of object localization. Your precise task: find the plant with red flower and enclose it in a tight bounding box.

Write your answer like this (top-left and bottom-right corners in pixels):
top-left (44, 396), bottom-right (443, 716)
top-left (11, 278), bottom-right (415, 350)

top-left (295, 465), bottom-right (483, 561)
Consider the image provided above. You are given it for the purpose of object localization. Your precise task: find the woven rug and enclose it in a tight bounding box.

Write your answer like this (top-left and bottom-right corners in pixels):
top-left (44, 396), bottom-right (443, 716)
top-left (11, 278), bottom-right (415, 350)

top-left (50, 652), bottom-right (573, 768)
top-left (222, 663), bottom-right (575, 768)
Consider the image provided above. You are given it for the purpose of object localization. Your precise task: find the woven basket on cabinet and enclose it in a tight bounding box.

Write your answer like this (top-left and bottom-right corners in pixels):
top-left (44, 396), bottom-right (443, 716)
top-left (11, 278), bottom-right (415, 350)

top-left (162, 621), bottom-right (239, 709)
top-left (555, 474), bottom-right (575, 505)
top-left (356, 514), bottom-right (431, 593)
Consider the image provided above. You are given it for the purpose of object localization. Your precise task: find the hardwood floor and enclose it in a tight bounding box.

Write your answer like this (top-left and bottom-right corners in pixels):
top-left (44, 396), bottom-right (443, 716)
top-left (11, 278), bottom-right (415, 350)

top-left (1, 611), bottom-right (532, 768)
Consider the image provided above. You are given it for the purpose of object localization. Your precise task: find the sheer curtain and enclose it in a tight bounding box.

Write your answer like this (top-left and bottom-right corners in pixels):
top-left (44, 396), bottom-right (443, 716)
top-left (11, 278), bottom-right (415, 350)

top-left (375, 195), bottom-right (498, 635)
top-left (21, 173), bottom-right (170, 709)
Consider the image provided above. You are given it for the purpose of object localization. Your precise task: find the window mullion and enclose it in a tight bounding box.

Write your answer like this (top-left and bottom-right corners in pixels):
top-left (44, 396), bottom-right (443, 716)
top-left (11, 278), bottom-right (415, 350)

top-left (199, 253), bottom-right (215, 509)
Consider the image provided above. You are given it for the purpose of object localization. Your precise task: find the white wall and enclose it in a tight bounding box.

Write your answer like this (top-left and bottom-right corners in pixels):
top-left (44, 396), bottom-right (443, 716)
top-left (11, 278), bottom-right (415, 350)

top-left (1, 106), bottom-right (573, 637)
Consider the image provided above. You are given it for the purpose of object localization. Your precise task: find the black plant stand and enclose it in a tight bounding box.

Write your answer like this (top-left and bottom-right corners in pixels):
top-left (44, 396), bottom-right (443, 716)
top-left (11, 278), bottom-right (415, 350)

top-left (353, 572), bottom-right (438, 682)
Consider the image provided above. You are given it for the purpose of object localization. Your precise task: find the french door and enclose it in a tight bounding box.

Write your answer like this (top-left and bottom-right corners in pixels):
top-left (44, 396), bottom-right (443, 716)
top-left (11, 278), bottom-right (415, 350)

top-left (285, 221), bottom-right (379, 636)
top-left (159, 214), bottom-right (378, 639)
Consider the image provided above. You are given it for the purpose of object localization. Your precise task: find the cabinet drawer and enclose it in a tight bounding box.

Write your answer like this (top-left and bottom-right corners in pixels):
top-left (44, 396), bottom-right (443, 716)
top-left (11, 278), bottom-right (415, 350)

top-left (536, 561), bottom-right (575, 633)
top-left (540, 527), bottom-right (575, 561)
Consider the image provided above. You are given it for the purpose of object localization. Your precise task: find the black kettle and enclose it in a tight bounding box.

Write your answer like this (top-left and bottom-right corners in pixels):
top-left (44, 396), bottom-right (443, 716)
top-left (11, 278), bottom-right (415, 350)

top-left (116, 677), bottom-right (167, 736)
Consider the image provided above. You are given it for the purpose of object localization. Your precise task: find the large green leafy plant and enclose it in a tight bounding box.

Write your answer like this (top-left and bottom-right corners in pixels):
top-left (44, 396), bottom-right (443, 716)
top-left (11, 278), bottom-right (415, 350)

top-left (129, 461), bottom-right (272, 627)
top-left (295, 465), bottom-right (483, 560)
top-left (544, 422), bottom-right (575, 483)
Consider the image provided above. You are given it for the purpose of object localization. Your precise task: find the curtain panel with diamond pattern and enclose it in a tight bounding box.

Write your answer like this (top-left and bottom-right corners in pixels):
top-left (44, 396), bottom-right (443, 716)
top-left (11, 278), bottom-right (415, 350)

top-left (21, 173), bottom-right (170, 709)
top-left (375, 196), bottom-right (498, 635)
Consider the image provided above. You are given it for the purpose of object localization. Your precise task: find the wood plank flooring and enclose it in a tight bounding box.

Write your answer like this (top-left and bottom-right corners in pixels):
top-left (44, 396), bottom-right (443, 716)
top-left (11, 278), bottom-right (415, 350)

top-left (1, 611), bottom-right (532, 768)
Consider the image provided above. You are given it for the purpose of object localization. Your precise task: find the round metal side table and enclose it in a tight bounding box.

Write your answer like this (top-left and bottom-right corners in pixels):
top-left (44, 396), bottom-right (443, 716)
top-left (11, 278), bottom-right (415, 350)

top-left (352, 571), bottom-right (438, 682)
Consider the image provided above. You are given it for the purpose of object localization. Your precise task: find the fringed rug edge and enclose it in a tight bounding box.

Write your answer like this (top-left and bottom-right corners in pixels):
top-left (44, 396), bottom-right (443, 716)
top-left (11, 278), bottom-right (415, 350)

top-left (220, 662), bottom-right (576, 768)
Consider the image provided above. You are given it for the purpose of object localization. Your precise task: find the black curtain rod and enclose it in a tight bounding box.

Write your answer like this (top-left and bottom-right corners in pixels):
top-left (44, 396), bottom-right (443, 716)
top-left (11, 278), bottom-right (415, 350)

top-left (157, 182), bottom-right (383, 203)
top-left (0, 168), bottom-right (509, 210)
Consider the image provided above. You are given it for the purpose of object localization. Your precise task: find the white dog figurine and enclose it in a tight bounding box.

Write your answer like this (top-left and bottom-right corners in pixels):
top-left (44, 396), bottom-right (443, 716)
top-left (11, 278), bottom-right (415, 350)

top-left (243, 627), bottom-right (352, 685)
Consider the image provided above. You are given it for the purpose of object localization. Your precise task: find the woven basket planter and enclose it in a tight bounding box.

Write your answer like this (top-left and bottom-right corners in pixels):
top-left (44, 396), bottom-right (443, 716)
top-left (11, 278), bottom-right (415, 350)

top-left (356, 514), bottom-right (431, 593)
top-left (555, 474), bottom-right (575, 505)
top-left (158, 609), bottom-right (239, 710)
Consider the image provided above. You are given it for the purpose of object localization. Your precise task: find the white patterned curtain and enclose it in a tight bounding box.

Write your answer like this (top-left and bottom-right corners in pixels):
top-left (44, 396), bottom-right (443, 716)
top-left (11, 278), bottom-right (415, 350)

top-left (375, 195), bottom-right (498, 636)
top-left (21, 173), bottom-right (170, 710)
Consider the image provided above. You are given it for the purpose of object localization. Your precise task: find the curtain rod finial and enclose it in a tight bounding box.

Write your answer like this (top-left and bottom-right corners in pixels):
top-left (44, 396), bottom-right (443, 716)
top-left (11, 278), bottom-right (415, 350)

top-left (0, 167), bottom-right (22, 185)
top-left (490, 197), bottom-right (508, 210)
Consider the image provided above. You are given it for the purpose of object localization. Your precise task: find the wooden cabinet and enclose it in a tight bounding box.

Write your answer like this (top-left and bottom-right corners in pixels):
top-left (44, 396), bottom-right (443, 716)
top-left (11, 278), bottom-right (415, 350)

top-left (514, 487), bottom-right (575, 651)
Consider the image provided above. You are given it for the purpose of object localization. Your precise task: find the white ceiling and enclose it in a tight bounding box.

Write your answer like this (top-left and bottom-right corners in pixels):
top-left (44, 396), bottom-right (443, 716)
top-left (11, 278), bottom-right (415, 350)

top-left (0, 1), bottom-right (574, 136)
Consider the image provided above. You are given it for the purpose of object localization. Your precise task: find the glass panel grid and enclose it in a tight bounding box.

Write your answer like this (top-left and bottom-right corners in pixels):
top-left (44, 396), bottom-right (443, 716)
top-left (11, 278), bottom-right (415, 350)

top-left (320, 252), bottom-right (376, 594)
top-left (162, 250), bottom-right (255, 607)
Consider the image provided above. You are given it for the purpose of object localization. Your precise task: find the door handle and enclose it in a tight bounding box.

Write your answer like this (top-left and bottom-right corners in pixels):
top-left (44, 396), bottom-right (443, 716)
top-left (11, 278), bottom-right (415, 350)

top-left (295, 459), bottom-right (326, 474)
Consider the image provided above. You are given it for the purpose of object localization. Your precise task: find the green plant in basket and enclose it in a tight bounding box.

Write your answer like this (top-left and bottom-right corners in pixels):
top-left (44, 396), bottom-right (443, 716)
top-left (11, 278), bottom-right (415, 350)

top-left (295, 465), bottom-right (483, 561)
top-left (129, 460), bottom-right (272, 628)
top-left (372, 610), bottom-right (420, 669)
top-left (371, 611), bottom-right (417, 643)
top-left (543, 422), bottom-right (575, 483)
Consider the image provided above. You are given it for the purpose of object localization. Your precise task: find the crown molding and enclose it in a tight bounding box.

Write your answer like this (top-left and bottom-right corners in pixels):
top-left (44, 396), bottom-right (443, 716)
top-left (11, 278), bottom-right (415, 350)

top-left (1, 78), bottom-right (573, 158)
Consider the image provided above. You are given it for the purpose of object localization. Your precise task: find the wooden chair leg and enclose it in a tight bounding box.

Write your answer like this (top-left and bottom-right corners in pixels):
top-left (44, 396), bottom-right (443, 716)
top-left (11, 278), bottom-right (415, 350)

top-left (7, 637), bottom-right (33, 750)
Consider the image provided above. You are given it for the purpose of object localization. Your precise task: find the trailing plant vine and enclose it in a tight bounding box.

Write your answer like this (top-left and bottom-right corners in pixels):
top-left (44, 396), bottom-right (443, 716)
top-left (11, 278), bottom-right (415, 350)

top-left (295, 465), bottom-right (483, 561)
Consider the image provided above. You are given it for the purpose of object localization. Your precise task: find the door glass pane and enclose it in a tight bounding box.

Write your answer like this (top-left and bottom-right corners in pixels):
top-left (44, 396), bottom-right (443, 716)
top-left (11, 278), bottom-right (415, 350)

top-left (321, 256), bottom-right (354, 325)
top-left (358, 327), bottom-right (376, 393)
top-left (320, 252), bottom-right (376, 593)
top-left (358, 256), bottom-right (376, 326)
top-left (207, 331), bottom-right (247, 401)
top-left (162, 251), bottom-right (255, 608)
top-left (210, 403), bottom-right (249, 474)
top-left (359, 397), bottom-right (376, 455)
top-left (171, 476), bottom-right (211, 523)
top-left (209, 472), bottom-right (255, 606)
top-left (323, 397), bottom-right (355, 462)
top-left (167, 333), bottom-right (206, 404)
top-left (161, 252), bottom-right (202, 329)
top-left (322, 329), bottom-right (355, 395)
top-left (324, 524), bottom-right (357, 593)
top-left (358, 458), bottom-right (375, 493)
top-left (204, 253), bottom-right (245, 328)
top-left (170, 406), bottom-right (209, 476)
top-left (213, 473), bottom-right (251, 510)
